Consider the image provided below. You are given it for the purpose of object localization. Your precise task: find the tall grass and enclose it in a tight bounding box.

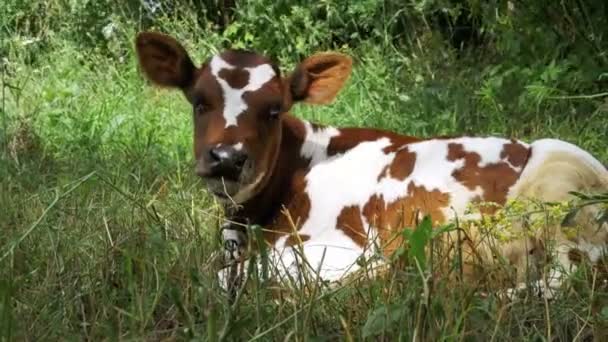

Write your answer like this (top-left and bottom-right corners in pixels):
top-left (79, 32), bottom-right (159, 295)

top-left (1, 0), bottom-right (608, 340)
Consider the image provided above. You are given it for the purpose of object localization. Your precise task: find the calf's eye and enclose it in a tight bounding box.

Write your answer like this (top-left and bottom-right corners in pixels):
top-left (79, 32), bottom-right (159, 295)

top-left (269, 105), bottom-right (282, 119)
top-left (194, 103), bottom-right (206, 115)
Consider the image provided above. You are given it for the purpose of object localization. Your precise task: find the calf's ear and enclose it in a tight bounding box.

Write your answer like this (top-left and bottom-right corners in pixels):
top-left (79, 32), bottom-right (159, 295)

top-left (135, 31), bottom-right (197, 91)
top-left (289, 52), bottom-right (353, 105)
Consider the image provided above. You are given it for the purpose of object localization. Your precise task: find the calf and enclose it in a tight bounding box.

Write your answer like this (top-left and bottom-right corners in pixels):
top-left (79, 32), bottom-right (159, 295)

top-left (135, 32), bottom-right (608, 295)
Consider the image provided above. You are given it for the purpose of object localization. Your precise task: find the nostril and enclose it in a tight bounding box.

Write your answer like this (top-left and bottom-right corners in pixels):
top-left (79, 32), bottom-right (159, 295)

top-left (234, 153), bottom-right (247, 168)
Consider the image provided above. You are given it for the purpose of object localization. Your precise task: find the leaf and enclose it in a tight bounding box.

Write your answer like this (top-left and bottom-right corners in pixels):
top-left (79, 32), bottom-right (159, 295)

top-left (431, 223), bottom-right (455, 238)
top-left (568, 191), bottom-right (595, 201)
top-left (362, 303), bottom-right (405, 338)
top-left (408, 216), bottom-right (433, 269)
top-left (561, 207), bottom-right (579, 227)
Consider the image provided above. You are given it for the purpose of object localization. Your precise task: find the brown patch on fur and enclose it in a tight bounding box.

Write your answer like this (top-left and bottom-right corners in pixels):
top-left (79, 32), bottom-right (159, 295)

top-left (500, 140), bottom-right (530, 167)
top-left (389, 183), bottom-right (450, 226)
top-left (447, 143), bottom-right (522, 206)
top-left (285, 233), bottom-right (311, 247)
top-left (362, 194), bottom-right (385, 225)
top-left (377, 166), bottom-right (389, 181)
top-left (380, 136), bottom-right (456, 154)
top-left (375, 147), bottom-right (416, 181)
top-left (327, 128), bottom-right (420, 157)
top-left (265, 170), bottom-right (311, 245)
top-left (336, 206), bottom-right (367, 247)
top-left (389, 148), bottom-right (416, 180)
top-left (218, 68), bottom-right (249, 89)
top-left (363, 183), bottom-right (450, 255)
top-left (362, 194), bottom-right (400, 254)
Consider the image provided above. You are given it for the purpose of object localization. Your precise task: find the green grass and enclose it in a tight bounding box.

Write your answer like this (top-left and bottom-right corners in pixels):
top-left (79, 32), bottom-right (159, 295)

top-left (2, 2), bottom-right (608, 340)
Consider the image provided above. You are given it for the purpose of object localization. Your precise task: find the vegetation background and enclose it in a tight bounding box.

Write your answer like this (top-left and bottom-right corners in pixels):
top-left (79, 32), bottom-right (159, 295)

top-left (1, 0), bottom-right (608, 340)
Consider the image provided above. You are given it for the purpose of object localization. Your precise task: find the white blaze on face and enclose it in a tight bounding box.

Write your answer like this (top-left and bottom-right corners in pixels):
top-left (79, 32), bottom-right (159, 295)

top-left (210, 56), bottom-right (276, 128)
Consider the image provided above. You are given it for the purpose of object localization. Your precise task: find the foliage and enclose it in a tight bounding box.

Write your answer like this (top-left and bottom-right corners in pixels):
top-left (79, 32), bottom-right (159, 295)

top-left (1, 0), bottom-right (608, 340)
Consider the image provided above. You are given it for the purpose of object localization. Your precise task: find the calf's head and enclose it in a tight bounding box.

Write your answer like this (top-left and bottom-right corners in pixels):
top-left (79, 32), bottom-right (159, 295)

top-left (135, 32), bottom-right (352, 203)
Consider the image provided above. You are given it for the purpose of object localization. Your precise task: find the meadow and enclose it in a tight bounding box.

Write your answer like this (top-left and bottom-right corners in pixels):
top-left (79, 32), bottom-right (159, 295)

top-left (1, 1), bottom-right (608, 340)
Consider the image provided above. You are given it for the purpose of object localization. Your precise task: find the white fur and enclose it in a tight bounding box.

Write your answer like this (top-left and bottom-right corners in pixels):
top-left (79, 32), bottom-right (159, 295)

top-left (299, 121), bottom-right (341, 165)
top-left (270, 233), bottom-right (366, 282)
top-left (210, 56), bottom-right (276, 128)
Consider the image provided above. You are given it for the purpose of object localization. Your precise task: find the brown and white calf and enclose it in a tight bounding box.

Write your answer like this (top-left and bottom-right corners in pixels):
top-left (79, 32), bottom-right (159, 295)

top-left (135, 32), bottom-right (608, 293)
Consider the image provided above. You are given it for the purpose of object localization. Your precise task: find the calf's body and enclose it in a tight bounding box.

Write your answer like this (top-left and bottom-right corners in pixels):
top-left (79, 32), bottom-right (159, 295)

top-left (235, 115), bottom-right (608, 287)
top-left (135, 31), bottom-right (608, 293)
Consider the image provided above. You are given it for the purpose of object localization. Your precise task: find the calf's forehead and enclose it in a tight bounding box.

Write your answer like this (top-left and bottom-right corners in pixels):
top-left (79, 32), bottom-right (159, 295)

top-left (198, 51), bottom-right (280, 129)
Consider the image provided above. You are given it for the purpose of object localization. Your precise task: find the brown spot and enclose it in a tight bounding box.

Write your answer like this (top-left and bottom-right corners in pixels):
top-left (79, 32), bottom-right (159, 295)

top-left (447, 143), bottom-right (480, 165)
top-left (327, 128), bottom-right (420, 157)
top-left (381, 135), bottom-right (455, 154)
top-left (362, 194), bottom-right (398, 253)
top-left (389, 148), bottom-right (416, 180)
top-left (363, 183), bottom-right (450, 255)
top-left (362, 194), bottom-right (386, 226)
top-left (500, 140), bottom-right (530, 167)
top-left (447, 143), bottom-right (522, 206)
top-left (390, 183), bottom-right (450, 226)
top-left (266, 171), bottom-right (311, 245)
top-left (218, 68), bottom-right (249, 89)
top-left (377, 166), bottom-right (389, 181)
top-left (336, 206), bottom-right (367, 247)
top-left (285, 233), bottom-right (310, 247)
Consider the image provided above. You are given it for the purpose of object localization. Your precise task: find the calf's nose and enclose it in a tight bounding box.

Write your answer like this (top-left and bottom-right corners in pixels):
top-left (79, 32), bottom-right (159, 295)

top-left (206, 145), bottom-right (247, 178)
